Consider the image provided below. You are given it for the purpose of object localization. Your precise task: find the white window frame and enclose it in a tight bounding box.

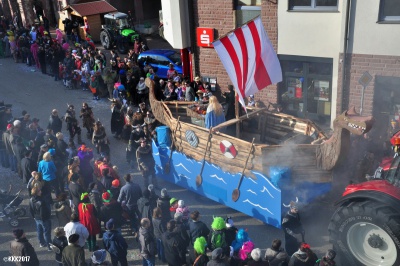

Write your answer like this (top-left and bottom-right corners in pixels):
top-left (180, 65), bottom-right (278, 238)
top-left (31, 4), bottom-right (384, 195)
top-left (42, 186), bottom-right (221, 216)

top-left (378, 0), bottom-right (400, 22)
top-left (289, 0), bottom-right (338, 11)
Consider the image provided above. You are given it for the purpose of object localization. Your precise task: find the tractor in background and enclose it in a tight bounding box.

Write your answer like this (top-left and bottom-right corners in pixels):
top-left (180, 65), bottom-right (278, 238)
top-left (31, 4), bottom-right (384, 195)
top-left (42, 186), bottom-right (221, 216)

top-left (329, 131), bottom-right (400, 266)
top-left (100, 12), bottom-right (140, 54)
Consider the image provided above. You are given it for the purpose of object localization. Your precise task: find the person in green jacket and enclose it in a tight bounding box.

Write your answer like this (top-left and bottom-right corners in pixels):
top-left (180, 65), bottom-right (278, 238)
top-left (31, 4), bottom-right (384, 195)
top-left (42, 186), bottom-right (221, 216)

top-left (62, 234), bottom-right (86, 266)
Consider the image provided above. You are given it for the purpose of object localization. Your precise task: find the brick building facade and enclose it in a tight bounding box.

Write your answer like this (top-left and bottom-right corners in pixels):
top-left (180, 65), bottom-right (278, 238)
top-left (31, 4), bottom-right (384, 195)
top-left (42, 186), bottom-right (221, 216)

top-left (192, 0), bottom-right (278, 104)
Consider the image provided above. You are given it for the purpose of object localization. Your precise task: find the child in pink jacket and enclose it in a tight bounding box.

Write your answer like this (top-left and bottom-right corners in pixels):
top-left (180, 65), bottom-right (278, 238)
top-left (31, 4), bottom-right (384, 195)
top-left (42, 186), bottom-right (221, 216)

top-left (175, 200), bottom-right (190, 223)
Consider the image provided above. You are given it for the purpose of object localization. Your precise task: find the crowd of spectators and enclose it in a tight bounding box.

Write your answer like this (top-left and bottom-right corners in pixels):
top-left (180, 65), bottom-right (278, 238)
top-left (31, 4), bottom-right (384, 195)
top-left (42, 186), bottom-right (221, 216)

top-left (0, 15), bottom-right (337, 266)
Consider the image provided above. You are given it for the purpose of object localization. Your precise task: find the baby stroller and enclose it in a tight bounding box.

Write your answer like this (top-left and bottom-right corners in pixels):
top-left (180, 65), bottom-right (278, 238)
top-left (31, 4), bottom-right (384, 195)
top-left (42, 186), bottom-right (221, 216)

top-left (0, 185), bottom-right (26, 227)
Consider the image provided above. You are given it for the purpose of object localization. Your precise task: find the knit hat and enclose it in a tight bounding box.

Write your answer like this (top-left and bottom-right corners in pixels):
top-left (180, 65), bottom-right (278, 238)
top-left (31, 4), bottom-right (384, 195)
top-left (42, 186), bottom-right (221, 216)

top-left (102, 191), bottom-right (111, 203)
top-left (111, 179), bottom-right (120, 187)
top-left (13, 120), bottom-right (21, 127)
top-left (106, 218), bottom-right (114, 230)
top-left (170, 197), bottom-right (178, 206)
top-left (6, 124), bottom-right (12, 130)
top-left (225, 217), bottom-right (234, 228)
top-left (68, 233), bottom-right (79, 243)
top-left (250, 248), bottom-right (261, 261)
top-left (178, 200), bottom-right (184, 208)
top-left (91, 249), bottom-right (107, 264)
top-left (13, 228), bottom-right (24, 239)
top-left (161, 188), bottom-right (168, 197)
top-left (48, 148), bottom-right (56, 156)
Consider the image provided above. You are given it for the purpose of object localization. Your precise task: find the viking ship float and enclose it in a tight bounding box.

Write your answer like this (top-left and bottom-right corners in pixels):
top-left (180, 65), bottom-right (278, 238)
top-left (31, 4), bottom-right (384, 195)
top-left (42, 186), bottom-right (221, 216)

top-left (146, 78), bottom-right (373, 228)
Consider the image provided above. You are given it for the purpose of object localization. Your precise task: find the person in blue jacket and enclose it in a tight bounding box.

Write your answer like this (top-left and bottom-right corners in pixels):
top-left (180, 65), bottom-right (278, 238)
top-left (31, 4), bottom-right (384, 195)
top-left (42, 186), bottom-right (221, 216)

top-left (103, 219), bottom-right (128, 266)
top-left (38, 151), bottom-right (59, 196)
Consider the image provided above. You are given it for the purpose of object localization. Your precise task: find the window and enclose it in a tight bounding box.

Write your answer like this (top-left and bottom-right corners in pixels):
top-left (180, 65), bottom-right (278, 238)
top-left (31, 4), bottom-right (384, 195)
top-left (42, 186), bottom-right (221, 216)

top-left (278, 56), bottom-right (333, 120)
top-left (235, 0), bottom-right (261, 27)
top-left (379, 0), bottom-right (400, 22)
top-left (289, 0), bottom-right (338, 11)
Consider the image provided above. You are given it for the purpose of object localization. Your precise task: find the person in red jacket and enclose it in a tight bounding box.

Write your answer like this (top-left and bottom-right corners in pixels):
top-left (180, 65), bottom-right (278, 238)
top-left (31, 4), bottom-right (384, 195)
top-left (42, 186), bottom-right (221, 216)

top-left (78, 192), bottom-right (100, 251)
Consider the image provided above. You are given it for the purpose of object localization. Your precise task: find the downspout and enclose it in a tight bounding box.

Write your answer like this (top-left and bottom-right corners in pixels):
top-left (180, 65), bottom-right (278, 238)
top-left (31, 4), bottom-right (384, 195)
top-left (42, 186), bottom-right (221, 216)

top-left (341, 0), bottom-right (351, 112)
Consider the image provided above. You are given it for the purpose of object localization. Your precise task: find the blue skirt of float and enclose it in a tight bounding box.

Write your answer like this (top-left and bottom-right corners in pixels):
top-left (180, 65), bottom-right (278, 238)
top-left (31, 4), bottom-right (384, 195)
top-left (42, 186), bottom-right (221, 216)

top-left (156, 126), bottom-right (171, 148)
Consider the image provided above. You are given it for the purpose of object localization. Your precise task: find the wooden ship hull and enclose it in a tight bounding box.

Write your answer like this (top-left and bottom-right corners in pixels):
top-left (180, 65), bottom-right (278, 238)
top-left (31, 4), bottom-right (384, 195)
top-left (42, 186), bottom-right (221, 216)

top-left (146, 79), bottom-right (372, 228)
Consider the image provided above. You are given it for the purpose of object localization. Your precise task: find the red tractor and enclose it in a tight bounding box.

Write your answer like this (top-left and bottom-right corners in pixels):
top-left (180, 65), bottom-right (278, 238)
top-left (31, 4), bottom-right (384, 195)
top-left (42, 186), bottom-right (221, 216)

top-left (329, 132), bottom-right (400, 266)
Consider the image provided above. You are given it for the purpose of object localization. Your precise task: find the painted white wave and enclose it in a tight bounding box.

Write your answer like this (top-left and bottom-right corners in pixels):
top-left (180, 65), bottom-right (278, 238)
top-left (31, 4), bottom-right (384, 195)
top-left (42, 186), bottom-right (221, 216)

top-left (209, 162), bottom-right (220, 170)
top-left (247, 177), bottom-right (258, 184)
top-left (174, 163), bottom-right (192, 173)
top-left (247, 189), bottom-right (257, 196)
top-left (186, 157), bottom-right (195, 164)
top-left (210, 174), bottom-right (227, 184)
top-left (178, 174), bottom-right (190, 180)
top-left (242, 199), bottom-right (273, 215)
top-left (261, 186), bottom-right (274, 199)
top-left (252, 171), bottom-right (281, 192)
top-left (153, 152), bottom-right (168, 159)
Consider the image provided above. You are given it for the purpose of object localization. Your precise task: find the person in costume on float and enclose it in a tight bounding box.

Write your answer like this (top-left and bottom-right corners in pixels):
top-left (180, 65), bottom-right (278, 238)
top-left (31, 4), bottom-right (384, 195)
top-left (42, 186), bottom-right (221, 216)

top-left (205, 96), bottom-right (225, 129)
top-left (282, 200), bottom-right (305, 256)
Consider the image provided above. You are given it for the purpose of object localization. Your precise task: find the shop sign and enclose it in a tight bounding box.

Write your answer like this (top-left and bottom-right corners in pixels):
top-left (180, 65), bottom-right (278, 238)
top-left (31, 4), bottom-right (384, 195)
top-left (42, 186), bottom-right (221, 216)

top-left (197, 27), bottom-right (214, 47)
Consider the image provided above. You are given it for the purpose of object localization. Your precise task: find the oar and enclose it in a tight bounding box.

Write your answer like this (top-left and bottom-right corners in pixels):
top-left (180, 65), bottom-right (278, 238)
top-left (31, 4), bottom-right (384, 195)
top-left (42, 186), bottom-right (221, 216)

top-left (195, 127), bottom-right (212, 187)
top-left (164, 116), bottom-right (180, 174)
top-left (232, 138), bottom-right (255, 202)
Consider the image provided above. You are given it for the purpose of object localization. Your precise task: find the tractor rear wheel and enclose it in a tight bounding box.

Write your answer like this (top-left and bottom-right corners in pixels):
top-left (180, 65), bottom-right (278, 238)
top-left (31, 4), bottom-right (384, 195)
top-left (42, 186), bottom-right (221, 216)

top-left (329, 201), bottom-right (400, 266)
top-left (100, 31), bottom-right (112, 50)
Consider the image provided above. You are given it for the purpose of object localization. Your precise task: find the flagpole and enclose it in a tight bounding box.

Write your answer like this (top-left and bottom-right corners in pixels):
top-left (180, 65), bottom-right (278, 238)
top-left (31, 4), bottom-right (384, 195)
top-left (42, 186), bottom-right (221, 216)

top-left (212, 15), bottom-right (262, 43)
top-left (235, 91), bottom-right (240, 138)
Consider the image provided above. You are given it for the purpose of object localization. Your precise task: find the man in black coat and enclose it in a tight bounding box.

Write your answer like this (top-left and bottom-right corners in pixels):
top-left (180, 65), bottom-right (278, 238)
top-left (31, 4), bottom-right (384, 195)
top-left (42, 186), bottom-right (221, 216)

top-left (48, 109), bottom-right (62, 134)
top-left (136, 138), bottom-right (157, 188)
top-left (188, 210), bottom-right (210, 246)
top-left (162, 220), bottom-right (186, 266)
top-left (43, 128), bottom-right (57, 148)
top-left (68, 173), bottom-right (84, 213)
top-left (157, 188), bottom-right (172, 228)
top-left (37, 46), bottom-right (46, 74)
top-left (282, 201), bottom-right (305, 256)
top-left (21, 149), bottom-right (36, 184)
top-left (10, 228), bottom-right (40, 266)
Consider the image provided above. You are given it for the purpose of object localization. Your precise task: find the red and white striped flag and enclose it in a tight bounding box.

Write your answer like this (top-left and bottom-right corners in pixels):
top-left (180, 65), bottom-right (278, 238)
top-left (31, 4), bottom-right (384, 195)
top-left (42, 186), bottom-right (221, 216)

top-left (213, 16), bottom-right (282, 108)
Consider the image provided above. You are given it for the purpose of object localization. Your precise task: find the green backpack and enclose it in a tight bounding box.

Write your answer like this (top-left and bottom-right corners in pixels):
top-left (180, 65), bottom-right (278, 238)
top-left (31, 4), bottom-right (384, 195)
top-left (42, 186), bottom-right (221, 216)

top-left (211, 230), bottom-right (226, 250)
